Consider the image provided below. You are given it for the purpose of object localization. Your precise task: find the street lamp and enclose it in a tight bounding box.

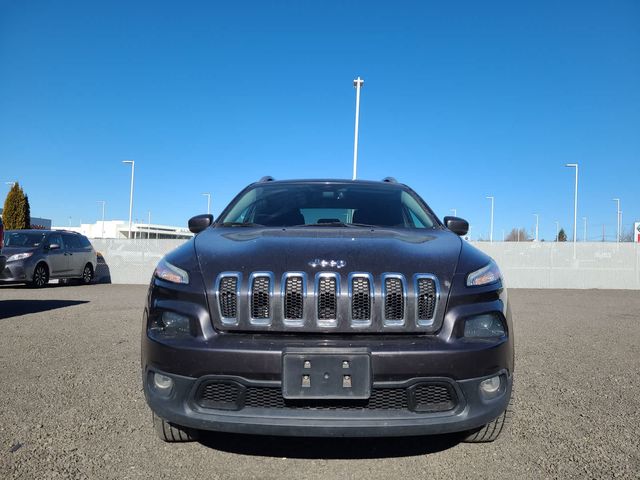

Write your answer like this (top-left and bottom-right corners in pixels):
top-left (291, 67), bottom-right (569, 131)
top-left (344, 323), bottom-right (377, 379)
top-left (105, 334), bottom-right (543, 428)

top-left (612, 198), bottom-right (620, 243)
top-left (555, 221), bottom-right (560, 242)
top-left (97, 201), bottom-right (106, 238)
top-left (486, 196), bottom-right (494, 243)
top-left (202, 193), bottom-right (211, 215)
top-left (565, 163), bottom-right (579, 257)
top-left (352, 76), bottom-right (364, 180)
top-left (450, 208), bottom-right (457, 217)
top-left (122, 160), bottom-right (135, 239)
top-left (533, 214), bottom-right (539, 242)
top-left (582, 217), bottom-right (587, 242)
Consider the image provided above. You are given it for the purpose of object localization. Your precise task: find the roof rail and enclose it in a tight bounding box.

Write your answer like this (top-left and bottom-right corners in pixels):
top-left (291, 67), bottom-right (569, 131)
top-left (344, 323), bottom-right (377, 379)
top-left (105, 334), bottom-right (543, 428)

top-left (382, 177), bottom-right (398, 183)
top-left (258, 176), bottom-right (275, 183)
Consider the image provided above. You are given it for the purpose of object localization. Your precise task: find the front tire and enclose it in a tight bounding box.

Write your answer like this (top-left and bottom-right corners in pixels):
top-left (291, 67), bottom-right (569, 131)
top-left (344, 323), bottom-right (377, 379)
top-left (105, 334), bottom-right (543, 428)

top-left (29, 263), bottom-right (49, 288)
top-left (462, 406), bottom-right (511, 443)
top-left (152, 413), bottom-right (198, 442)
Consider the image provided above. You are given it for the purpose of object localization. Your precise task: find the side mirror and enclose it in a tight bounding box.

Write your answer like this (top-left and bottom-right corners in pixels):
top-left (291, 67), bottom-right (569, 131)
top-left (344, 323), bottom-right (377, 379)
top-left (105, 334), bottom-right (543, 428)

top-left (48, 243), bottom-right (61, 250)
top-left (443, 216), bottom-right (469, 236)
top-left (188, 214), bottom-right (213, 234)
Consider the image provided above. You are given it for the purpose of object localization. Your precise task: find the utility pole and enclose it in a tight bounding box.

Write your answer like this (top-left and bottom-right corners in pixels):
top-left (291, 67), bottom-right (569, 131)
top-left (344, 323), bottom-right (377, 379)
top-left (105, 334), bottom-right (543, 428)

top-left (486, 196), bottom-right (494, 242)
top-left (450, 208), bottom-right (457, 217)
top-left (565, 163), bottom-right (579, 258)
top-left (533, 214), bottom-right (539, 242)
top-left (582, 217), bottom-right (587, 242)
top-left (352, 76), bottom-right (364, 180)
top-left (122, 160), bottom-right (135, 239)
top-left (612, 198), bottom-right (620, 243)
top-left (202, 193), bottom-right (211, 215)
top-left (148, 211), bottom-right (151, 239)
top-left (555, 221), bottom-right (560, 242)
top-left (97, 201), bottom-right (106, 238)
top-left (602, 224), bottom-right (605, 242)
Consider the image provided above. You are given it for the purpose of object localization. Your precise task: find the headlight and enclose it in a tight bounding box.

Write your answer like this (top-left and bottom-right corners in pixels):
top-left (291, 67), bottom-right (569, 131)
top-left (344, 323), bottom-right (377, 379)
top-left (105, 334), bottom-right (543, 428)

top-left (7, 252), bottom-right (33, 262)
top-left (149, 311), bottom-right (192, 339)
top-left (466, 261), bottom-right (501, 287)
top-left (464, 313), bottom-right (506, 338)
top-left (154, 258), bottom-right (189, 284)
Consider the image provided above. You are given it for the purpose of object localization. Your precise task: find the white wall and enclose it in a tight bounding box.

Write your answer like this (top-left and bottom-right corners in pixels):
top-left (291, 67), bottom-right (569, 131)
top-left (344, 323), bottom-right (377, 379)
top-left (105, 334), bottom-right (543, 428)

top-left (91, 239), bottom-right (640, 289)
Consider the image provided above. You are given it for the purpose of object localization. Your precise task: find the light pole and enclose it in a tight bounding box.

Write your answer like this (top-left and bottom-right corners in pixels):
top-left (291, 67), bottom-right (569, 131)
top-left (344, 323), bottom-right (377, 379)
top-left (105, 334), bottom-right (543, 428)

top-left (555, 221), bottom-right (560, 242)
top-left (533, 214), bottom-right (539, 242)
top-left (450, 208), bottom-right (457, 217)
top-left (582, 217), bottom-right (587, 242)
top-left (148, 211), bottom-right (151, 239)
top-left (122, 160), bottom-right (135, 239)
top-left (612, 198), bottom-right (620, 243)
top-left (486, 196), bottom-right (494, 243)
top-left (565, 163), bottom-right (579, 257)
top-left (202, 193), bottom-right (211, 215)
top-left (352, 76), bottom-right (364, 180)
top-left (97, 201), bottom-right (106, 238)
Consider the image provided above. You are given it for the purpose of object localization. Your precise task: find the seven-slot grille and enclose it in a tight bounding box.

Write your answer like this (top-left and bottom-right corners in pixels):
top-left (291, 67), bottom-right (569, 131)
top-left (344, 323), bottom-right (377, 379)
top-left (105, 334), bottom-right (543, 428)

top-left (214, 272), bottom-right (439, 331)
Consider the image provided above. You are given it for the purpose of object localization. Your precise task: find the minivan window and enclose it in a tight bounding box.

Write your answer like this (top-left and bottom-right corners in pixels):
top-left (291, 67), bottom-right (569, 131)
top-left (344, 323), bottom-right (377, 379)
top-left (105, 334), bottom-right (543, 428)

top-left (5, 232), bottom-right (46, 247)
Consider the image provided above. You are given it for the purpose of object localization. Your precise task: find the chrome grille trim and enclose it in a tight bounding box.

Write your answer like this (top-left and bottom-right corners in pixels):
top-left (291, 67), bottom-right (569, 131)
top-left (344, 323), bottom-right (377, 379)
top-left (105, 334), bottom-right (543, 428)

top-left (414, 274), bottom-right (440, 327)
top-left (248, 272), bottom-right (274, 326)
top-left (315, 272), bottom-right (340, 328)
top-left (214, 272), bottom-right (242, 326)
top-left (348, 273), bottom-right (374, 328)
top-left (281, 272), bottom-right (307, 327)
top-left (381, 273), bottom-right (407, 327)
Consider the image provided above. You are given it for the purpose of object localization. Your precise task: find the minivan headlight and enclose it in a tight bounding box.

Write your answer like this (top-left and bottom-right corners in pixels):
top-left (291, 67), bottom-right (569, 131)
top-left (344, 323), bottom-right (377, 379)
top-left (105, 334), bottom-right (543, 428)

top-left (7, 252), bottom-right (33, 262)
top-left (466, 261), bottom-right (501, 287)
top-left (154, 259), bottom-right (189, 284)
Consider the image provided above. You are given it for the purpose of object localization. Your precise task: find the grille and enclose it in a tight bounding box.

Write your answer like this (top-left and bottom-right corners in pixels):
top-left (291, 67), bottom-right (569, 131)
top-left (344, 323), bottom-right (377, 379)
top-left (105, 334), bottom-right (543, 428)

top-left (196, 382), bottom-right (457, 413)
top-left (384, 277), bottom-right (405, 320)
top-left (317, 277), bottom-right (337, 320)
top-left (198, 382), bottom-right (243, 410)
top-left (284, 276), bottom-right (304, 320)
top-left (417, 277), bottom-right (437, 320)
top-left (410, 383), bottom-right (456, 412)
top-left (351, 277), bottom-right (371, 321)
top-left (251, 276), bottom-right (271, 319)
top-left (219, 277), bottom-right (238, 318)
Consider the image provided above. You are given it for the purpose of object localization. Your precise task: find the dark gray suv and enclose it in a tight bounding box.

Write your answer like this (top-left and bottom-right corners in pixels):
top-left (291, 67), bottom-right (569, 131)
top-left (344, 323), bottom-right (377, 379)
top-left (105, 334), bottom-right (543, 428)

top-left (0, 230), bottom-right (97, 287)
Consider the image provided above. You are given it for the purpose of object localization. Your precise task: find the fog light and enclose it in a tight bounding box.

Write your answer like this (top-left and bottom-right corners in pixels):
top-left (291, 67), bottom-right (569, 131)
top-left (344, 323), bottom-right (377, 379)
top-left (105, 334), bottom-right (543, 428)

top-left (154, 373), bottom-right (173, 390)
top-left (479, 375), bottom-right (501, 398)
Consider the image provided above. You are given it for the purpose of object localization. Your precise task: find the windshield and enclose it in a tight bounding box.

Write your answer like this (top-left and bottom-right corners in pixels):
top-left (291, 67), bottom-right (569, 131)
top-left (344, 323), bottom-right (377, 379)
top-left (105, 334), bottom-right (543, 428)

top-left (219, 183), bottom-right (436, 229)
top-left (5, 232), bottom-right (46, 247)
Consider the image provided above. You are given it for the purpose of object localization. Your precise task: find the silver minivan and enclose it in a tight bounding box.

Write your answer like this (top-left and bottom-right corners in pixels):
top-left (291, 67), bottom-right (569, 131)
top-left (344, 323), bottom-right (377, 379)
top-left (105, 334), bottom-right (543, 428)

top-left (0, 230), bottom-right (97, 287)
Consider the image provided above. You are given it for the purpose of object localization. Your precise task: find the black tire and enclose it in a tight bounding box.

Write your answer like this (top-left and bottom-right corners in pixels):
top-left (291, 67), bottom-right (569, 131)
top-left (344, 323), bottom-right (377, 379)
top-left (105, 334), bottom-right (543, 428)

top-left (462, 405), bottom-right (512, 443)
top-left (29, 263), bottom-right (49, 288)
top-left (152, 413), bottom-right (198, 442)
top-left (80, 264), bottom-right (94, 285)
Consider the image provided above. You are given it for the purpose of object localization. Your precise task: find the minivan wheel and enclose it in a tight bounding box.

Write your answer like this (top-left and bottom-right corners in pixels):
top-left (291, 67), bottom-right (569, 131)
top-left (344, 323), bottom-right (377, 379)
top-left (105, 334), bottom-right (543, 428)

top-left (462, 404), bottom-right (512, 443)
top-left (81, 264), bottom-right (94, 285)
top-left (29, 263), bottom-right (49, 288)
top-left (152, 413), bottom-right (199, 442)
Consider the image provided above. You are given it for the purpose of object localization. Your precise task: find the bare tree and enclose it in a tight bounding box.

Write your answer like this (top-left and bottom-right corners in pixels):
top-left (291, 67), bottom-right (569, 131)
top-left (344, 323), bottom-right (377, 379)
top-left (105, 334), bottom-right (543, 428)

top-left (505, 228), bottom-right (531, 242)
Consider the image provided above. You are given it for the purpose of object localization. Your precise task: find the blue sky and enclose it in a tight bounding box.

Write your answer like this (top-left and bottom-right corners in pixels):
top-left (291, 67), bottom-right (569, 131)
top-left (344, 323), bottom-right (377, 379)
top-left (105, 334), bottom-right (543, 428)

top-left (1, 0), bottom-right (638, 240)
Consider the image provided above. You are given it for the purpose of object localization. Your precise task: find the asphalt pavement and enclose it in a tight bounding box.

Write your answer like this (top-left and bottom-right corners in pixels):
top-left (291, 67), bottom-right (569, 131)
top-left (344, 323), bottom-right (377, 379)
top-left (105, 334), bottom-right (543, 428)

top-left (0, 284), bottom-right (638, 479)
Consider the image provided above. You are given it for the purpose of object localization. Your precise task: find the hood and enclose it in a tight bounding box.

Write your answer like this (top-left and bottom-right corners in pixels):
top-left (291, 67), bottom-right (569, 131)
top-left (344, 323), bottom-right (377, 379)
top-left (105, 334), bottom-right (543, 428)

top-left (195, 226), bottom-right (462, 287)
top-left (2, 246), bottom-right (38, 256)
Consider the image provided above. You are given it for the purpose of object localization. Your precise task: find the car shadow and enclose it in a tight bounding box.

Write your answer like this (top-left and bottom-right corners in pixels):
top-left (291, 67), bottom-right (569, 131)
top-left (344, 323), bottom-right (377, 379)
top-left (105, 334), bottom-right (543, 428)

top-left (197, 431), bottom-right (463, 458)
top-left (0, 300), bottom-right (89, 320)
top-left (95, 253), bottom-right (112, 284)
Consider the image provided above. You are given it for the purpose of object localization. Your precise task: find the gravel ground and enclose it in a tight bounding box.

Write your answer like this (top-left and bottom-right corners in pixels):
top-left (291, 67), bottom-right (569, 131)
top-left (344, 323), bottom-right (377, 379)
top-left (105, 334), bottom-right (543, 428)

top-left (0, 284), bottom-right (638, 479)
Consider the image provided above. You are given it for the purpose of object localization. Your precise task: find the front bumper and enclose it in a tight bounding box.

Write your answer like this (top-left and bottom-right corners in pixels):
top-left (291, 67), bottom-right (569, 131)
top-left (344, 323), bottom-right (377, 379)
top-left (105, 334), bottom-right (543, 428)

top-left (0, 261), bottom-right (31, 282)
top-left (142, 334), bottom-right (513, 437)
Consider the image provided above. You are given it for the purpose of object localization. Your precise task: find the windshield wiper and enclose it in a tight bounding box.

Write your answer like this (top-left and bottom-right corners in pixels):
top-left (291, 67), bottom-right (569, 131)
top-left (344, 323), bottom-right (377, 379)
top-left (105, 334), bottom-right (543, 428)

top-left (294, 222), bottom-right (377, 228)
top-left (218, 222), bottom-right (264, 227)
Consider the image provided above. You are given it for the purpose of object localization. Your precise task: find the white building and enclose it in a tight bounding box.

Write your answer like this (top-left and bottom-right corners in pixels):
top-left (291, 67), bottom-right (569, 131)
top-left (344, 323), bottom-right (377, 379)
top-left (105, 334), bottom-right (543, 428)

top-left (53, 220), bottom-right (193, 239)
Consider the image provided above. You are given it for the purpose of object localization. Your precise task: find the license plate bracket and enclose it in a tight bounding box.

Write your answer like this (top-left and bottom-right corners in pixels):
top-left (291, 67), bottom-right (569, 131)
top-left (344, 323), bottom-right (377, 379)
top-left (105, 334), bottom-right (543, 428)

top-left (282, 350), bottom-right (371, 400)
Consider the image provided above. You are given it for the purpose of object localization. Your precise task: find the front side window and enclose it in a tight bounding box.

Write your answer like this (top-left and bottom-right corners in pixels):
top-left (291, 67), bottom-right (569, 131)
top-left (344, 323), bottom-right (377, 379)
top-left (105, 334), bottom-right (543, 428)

top-left (219, 183), bottom-right (436, 229)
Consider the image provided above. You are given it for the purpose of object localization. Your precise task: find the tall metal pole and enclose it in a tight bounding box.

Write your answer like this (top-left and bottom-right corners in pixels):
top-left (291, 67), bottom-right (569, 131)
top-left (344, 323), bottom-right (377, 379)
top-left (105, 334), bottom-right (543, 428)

top-left (202, 193), bottom-right (211, 214)
top-left (534, 214), bottom-right (539, 242)
top-left (352, 77), bottom-right (364, 180)
top-left (486, 196), bottom-right (494, 243)
top-left (555, 221), bottom-right (560, 242)
top-left (450, 208), bottom-right (457, 217)
top-left (148, 211), bottom-right (151, 239)
top-left (565, 163), bottom-right (578, 258)
top-left (123, 160), bottom-right (135, 239)
top-left (97, 201), bottom-right (106, 239)
top-left (612, 198), bottom-right (620, 243)
top-left (583, 217), bottom-right (587, 242)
